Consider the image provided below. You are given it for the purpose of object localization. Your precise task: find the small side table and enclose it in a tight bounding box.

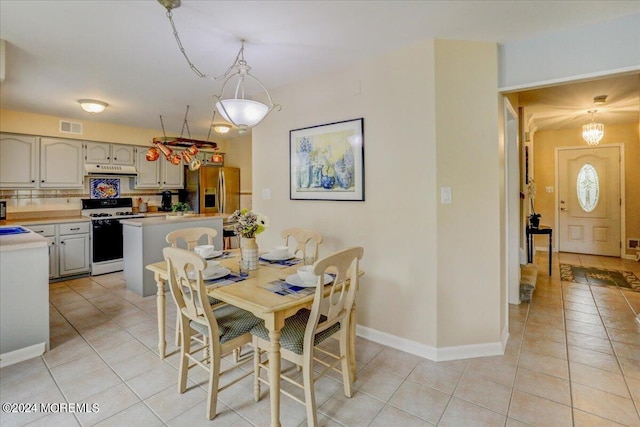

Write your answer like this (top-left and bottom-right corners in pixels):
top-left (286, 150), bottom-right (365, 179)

top-left (526, 226), bottom-right (552, 275)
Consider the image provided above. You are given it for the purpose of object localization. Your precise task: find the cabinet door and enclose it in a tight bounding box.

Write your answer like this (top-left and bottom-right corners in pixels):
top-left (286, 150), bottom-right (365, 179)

top-left (59, 234), bottom-right (90, 276)
top-left (0, 133), bottom-right (38, 188)
top-left (134, 147), bottom-right (161, 189)
top-left (84, 141), bottom-right (110, 164)
top-left (112, 145), bottom-right (135, 165)
top-left (40, 138), bottom-right (84, 188)
top-left (162, 158), bottom-right (184, 189)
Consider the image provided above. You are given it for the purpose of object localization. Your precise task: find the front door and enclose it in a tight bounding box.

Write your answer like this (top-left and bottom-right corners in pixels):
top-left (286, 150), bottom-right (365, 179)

top-left (558, 146), bottom-right (621, 256)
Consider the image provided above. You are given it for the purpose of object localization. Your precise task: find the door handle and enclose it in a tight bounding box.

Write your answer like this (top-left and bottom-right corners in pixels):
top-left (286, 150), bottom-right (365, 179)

top-left (560, 200), bottom-right (565, 204)
top-left (560, 207), bottom-right (567, 211)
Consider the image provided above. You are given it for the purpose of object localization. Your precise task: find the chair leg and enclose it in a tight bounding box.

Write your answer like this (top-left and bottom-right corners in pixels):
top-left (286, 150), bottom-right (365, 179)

top-left (339, 329), bottom-right (352, 398)
top-left (206, 340), bottom-right (221, 420)
top-left (302, 352), bottom-right (318, 427)
top-left (178, 317), bottom-right (190, 394)
top-left (175, 315), bottom-right (181, 346)
top-left (253, 337), bottom-right (261, 402)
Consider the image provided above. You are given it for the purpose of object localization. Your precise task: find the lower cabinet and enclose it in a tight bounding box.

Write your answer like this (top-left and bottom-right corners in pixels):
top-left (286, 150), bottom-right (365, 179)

top-left (28, 222), bottom-right (90, 279)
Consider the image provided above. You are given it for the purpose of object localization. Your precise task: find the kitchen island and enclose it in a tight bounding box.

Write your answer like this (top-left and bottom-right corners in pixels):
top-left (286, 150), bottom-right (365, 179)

top-left (0, 226), bottom-right (49, 367)
top-left (121, 214), bottom-right (226, 297)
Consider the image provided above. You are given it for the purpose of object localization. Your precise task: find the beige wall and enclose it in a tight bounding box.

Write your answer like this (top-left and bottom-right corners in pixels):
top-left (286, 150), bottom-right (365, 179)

top-left (533, 123), bottom-right (640, 257)
top-left (252, 39), bottom-right (504, 355)
top-left (222, 133), bottom-right (253, 210)
top-left (434, 40), bottom-right (503, 347)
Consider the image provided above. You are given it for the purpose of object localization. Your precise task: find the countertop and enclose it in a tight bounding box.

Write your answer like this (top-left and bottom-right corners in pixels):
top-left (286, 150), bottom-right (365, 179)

top-left (0, 216), bottom-right (90, 227)
top-left (0, 227), bottom-right (48, 252)
top-left (120, 213), bottom-right (228, 227)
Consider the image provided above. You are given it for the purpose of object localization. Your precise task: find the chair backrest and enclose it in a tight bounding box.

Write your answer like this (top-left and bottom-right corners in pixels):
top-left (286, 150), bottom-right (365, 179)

top-left (166, 227), bottom-right (218, 251)
top-left (163, 247), bottom-right (221, 338)
top-left (304, 246), bottom-right (364, 346)
top-left (281, 227), bottom-right (323, 262)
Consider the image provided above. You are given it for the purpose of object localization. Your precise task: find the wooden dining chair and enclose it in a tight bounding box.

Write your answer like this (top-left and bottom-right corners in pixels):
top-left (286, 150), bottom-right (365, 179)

top-left (250, 246), bottom-right (364, 427)
top-left (281, 227), bottom-right (323, 263)
top-left (166, 227), bottom-right (218, 251)
top-left (163, 247), bottom-right (261, 420)
top-left (166, 227), bottom-right (221, 345)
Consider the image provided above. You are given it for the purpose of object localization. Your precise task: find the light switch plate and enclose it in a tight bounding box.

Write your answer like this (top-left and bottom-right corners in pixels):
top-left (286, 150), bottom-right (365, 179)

top-left (262, 188), bottom-right (271, 200)
top-left (440, 187), bottom-right (451, 204)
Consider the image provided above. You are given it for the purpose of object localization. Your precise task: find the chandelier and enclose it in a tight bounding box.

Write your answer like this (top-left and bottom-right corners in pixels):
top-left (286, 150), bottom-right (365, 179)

top-left (582, 110), bottom-right (604, 145)
top-left (158, 0), bottom-right (280, 134)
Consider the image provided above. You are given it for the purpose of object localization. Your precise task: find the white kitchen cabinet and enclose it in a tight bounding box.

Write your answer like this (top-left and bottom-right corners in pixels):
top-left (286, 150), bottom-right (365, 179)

top-left (134, 147), bottom-right (184, 189)
top-left (0, 133), bottom-right (38, 188)
top-left (40, 138), bottom-right (84, 188)
top-left (85, 142), bottom-right (135, 166)
top-left (58, 222), bottom-right (90, 276)
top-left (134, 146), bottom-right (161, 189)
top-left (29, 222), bottom-right (89, 279)
top-left (161, 158), bottom-right (184, 189)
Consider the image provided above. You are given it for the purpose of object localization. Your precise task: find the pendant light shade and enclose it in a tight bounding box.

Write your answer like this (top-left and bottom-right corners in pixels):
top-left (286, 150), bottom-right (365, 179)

top-left (582, 110), bottom-right (604, 145)
top-left (215, 99), bottom-right (269, 130)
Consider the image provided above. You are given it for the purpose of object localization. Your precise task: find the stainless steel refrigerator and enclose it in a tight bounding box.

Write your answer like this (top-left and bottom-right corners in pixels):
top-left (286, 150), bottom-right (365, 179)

top-left (182, 166), bottom-right (240, 214)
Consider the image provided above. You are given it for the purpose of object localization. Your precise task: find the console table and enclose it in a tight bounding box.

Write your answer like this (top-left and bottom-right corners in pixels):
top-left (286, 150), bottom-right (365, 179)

top-left (527, 226), bottom-right (552, 275)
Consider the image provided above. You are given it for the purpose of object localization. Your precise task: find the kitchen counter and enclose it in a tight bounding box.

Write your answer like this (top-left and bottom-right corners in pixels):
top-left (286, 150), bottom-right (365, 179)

top-left (122, 214), bottom-right (225, 296)
top-left (0, 215), bottom-right (89, 227)
top-left (0, 227), bottom-right (49, 365)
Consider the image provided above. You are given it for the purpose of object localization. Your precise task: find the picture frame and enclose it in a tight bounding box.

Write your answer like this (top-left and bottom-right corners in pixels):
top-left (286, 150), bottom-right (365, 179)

top-left (289, 118), bottom-right (364, 201)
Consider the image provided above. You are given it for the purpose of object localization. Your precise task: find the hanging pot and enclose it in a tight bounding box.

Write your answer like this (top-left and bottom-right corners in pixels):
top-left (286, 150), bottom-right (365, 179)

top-left (168, 153), bottom-right (182, 165)
top-left (186, 144), bottom-right (198, 156)
top-left (145, 146), bottom-right (160, 161)
top-left (189, 158), bottom-right (202, 171)
top-left (156, 142), bottom-right (173, 159)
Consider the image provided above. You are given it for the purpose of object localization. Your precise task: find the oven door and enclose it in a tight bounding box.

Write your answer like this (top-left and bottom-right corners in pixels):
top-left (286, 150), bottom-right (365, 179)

top-left (92, 219), bottom-right (123, 262)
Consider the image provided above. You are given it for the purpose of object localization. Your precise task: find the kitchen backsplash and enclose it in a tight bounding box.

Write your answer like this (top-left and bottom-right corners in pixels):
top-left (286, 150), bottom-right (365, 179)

top-left (0, 177), bottom-right (175, 213)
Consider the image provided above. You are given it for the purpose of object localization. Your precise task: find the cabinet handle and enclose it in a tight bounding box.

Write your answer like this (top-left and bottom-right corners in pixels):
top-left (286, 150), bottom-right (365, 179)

top-left (60, 241), bottom-right (65, 245)
top-left (31, 180), bottom-right (35, 183)
top-left (70, 227), bottom-right (80, 231)
top-left (41, 180), bottom-right (45, 183)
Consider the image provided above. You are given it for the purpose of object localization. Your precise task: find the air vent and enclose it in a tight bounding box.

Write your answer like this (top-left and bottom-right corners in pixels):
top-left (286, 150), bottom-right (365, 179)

top-left (59, 120), bottom-right (83, 135)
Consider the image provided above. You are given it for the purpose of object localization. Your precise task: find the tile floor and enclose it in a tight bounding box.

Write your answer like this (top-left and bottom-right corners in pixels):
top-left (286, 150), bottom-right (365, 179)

top-left (1, 253), bottom-right (639, 426)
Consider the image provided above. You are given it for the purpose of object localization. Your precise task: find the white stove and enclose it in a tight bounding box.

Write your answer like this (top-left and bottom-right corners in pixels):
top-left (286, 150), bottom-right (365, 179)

top-left (81, 198), bottom-right (145, 275)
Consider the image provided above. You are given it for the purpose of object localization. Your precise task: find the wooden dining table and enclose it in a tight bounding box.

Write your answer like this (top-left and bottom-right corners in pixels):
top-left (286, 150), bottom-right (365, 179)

top-left (145, 251), bottom-right (360, 427)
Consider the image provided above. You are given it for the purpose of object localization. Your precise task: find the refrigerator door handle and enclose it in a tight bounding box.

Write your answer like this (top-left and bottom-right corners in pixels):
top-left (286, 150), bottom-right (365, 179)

top-left (218, 170), bottom-right (226, 213)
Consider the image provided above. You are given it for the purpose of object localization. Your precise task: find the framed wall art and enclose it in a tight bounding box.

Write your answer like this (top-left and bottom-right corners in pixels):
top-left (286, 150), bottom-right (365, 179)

top-left (289, 118), bottom-right (364, 201)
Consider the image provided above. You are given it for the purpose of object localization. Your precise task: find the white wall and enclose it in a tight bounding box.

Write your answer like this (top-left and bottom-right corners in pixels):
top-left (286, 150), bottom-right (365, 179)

top-left (252, 39), bottom-right (504, 360)
top-left (499, 13), bottom-right (640, 89)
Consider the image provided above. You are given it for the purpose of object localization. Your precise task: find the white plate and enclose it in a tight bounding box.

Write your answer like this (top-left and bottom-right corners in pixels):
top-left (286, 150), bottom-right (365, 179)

top-left (261, 252), bottom-right (295, 262)
top-left (285, 273), bottom-right (333, 288)
top-left (187, 267), bottom-right (231, 281)
top-left (199, 250), bottom-right (224, 259)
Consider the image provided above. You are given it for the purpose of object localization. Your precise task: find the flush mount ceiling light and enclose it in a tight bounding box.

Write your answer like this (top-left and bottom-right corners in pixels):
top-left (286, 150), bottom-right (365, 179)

top-left (582, 110), bottom-right (604, 145)
top-left (213, 123), bottom-right (231, 134)
top-left (78, 99), bottom-right (108, 114)
top-left (158, 0), bottom-right (280, 134)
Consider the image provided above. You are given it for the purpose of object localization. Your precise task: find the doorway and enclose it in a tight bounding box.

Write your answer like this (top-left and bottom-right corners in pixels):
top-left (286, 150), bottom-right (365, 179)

top-left (557, 146), bottom-right (622, 256)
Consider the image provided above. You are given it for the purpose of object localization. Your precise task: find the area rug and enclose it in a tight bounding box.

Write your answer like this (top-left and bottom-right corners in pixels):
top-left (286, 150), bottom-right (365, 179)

top-left (560, 264), bottom-right (640, 292)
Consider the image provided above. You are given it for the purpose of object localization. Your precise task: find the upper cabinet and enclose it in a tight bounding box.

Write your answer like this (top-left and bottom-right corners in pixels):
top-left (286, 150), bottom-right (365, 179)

top-left (134, 146), bottom-right (184, 189)
top-left (40, 138), bottom-right (84, 188)
top-left (85, 142), bottom-right (135, 166)
top-left (0, 133), bottom-right (38, 188)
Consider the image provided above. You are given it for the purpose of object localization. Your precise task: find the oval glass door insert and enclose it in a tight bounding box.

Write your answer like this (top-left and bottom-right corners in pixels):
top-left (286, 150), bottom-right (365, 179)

top-left (577, 163), bottom-right (599, 212)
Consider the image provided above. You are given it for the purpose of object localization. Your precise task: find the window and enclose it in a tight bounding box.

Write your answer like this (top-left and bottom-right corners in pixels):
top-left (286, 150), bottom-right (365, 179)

top-left (577, 164), bottom-right (599, 212)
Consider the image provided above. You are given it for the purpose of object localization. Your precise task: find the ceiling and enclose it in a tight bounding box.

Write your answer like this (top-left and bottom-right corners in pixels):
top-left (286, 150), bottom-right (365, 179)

top-left (1, 1), bottom-right (639, 139)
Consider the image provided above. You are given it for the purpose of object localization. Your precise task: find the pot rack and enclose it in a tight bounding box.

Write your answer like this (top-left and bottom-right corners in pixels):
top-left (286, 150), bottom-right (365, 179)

top-left (154, 105), bottom-right (218, 149)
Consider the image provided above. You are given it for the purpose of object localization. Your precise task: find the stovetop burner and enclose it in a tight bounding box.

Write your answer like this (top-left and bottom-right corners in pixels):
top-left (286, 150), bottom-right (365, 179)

top-left (90, 213), bottom-right (111, 218)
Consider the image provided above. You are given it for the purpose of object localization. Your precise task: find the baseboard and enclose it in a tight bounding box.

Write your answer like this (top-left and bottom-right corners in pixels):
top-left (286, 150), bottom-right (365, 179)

top-left (356, 325), bottom-right (505, 362)
top-left (0, 342), bottom-right (46, 368)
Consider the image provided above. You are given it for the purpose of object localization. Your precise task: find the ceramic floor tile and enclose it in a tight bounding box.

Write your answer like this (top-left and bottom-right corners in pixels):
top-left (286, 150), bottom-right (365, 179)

top-left (453, 371), bottom-right (512, 415)
top-left (25, 412), bottom-right (81, 426)
top-left (126, 363), bottom-right (180, 400)
top-left (521, 335), bottom-right (568, 360)
top-left (58, 366), bottom-right (123, 402)
top-left (143, 383), bottom-right (207, 422)
top-left (571, 382), bottom-right (640, 426)
top-left (566, 330), bottom-right (614, 354)
top-left (464, 356), bottom-right (518, 387)
top-left (568, 345), bottom-right (622, 374)
top-left (318, 389), bottom-right (386, 427)
top-left (508, 390), bottom-right (572, 426)
top-left (369, 347), bottom-right (422, 378)
top-left (572, 409), bottom-right (627, 426)
top-left (353, 364), bottom-right (404, 402)
top-left (406, 359), bottom-right (464, 395)
top-left (517, 351), bottom-right (569, 380)
top-left (438, 397), bottom-right (506, 427)
top-left (49, 353), bottom-right (109, 383)
top-left (368, 405), bottom-right (432, 427)
top-left (570, 362), bottom-right (631, 398)
top-left (513, 367), bottom-right (571, 405)
top-left (108, 349), bottom-right (167, 381)
top-left (164, 400), bottom-right (244, 427)
top-left (93, 401), bottom-right (163, 427)
top-left (74, 383), bottom-right (140, 427)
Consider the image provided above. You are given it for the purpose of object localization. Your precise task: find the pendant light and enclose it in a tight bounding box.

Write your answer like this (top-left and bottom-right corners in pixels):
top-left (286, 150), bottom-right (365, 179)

top-left (158, 1), bottom-right (280, 134)
top-left (582, 110), bottom-right (604, 145)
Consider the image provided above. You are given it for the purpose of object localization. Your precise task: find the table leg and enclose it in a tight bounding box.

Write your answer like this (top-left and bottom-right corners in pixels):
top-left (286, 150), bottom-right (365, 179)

top-left (154, 272), bottom-right (167, 359)
top-left (268, 328), bottom-right (282, 427)
top-left (548, 232), bottom-right (553, 276)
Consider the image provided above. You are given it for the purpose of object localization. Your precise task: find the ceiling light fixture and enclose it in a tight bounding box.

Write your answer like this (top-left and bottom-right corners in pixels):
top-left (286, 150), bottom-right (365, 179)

top-left (582, 110), bottom-right (604, 145)
top-left (213, 124), bottom-right (231, 134)
top-left (78, 99), bottom-right (108, 114)
top-left (158, 0), bottom-right (280, 134)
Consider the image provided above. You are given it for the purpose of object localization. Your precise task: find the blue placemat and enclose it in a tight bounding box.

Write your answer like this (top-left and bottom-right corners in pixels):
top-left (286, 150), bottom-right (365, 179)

top-left (205, 273), bottom-right (247, 288)
top-left (265, 280), bottom-right (315, 297)
top-left (259, 257), bottom-right (303, 267)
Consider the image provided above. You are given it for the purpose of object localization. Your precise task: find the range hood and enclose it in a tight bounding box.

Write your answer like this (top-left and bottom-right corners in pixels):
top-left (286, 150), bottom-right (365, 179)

top-left (84, 164), bottom-right (138, 176)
